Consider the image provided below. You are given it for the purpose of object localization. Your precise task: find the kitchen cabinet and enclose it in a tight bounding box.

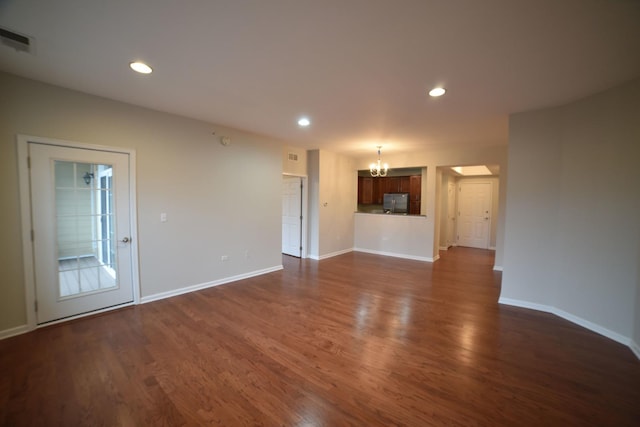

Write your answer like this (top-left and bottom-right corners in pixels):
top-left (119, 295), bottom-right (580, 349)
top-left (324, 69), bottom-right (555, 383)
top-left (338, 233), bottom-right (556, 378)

top-left (409, 176), bottom-right (421, 201)
top-left (400, 176), bottom-right (411, 193)
top-left (409, 175), bottom-right (421, 214)
top-left (358, 176), bottom-right (373, 204)
top-left (375, 178), bottom-right (389, 203)
top-left (358, 174), bottom-right (422, 214)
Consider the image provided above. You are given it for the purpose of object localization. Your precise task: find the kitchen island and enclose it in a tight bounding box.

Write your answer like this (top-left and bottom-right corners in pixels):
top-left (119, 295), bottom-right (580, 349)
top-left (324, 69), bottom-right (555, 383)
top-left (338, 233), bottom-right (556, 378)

top-left (353, 212), bottom-right (436, 262)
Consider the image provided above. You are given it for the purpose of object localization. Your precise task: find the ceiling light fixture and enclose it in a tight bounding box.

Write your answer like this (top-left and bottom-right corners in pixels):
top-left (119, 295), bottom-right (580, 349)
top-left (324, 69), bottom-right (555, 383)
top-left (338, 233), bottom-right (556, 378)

top-left (369, 146), bottom-right (389, 177)
top-left (129, 61), bottom-right (153, 74)
top-left (429, 87), bottom-right (446, 97)
top-left (298, 117), bottom-right (310, 127)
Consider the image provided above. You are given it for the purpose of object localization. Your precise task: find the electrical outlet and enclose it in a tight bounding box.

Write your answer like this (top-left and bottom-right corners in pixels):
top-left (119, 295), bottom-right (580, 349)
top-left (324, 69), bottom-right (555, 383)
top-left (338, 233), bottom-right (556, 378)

top-left (244, 250), bottom-right (249, 259)
top-left (221, 255), bottom-right (228, 262)
top-left (160, 212), bottom-right (167, 222)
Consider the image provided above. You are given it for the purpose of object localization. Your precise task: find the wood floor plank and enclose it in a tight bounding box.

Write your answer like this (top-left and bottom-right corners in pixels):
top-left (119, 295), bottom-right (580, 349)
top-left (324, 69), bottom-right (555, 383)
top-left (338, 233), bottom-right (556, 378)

top-left (1, 247), bottom-right (639, 426)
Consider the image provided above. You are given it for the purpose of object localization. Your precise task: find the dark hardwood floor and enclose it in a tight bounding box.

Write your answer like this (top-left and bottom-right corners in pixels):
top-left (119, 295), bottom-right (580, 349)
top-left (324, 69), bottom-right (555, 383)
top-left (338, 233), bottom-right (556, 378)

top-left (1, 247), bottom-right (639, 426)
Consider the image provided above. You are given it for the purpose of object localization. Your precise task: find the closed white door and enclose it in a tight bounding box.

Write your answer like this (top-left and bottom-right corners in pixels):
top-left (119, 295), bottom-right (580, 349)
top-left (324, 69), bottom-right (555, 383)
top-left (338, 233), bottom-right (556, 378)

top-left (282, 176), bottom-right (302, 257)
top-left (29, 142), bottom-right (134, 324)
top-left (457, 182), bottom-right (492, 249)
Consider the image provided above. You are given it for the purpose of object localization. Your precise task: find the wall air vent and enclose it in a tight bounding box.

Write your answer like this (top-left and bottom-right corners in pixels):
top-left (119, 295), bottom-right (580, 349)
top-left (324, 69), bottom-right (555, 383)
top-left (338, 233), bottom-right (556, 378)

top-left (0, 27), bottom-right (33, 53)
top-left (288, 153), bottom-right (298, 161)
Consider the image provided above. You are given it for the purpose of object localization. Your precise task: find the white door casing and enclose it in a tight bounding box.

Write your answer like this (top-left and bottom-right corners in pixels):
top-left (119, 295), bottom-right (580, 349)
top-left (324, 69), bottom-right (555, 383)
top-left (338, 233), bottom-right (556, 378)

top-left (447, 181), bottom-right (456, 247)
top-left (18, 136), bottom-right (139, 327)
top-left (457, 182), bottom-right (492, 249)
top-left (282, 176), bottom-right (302, 257)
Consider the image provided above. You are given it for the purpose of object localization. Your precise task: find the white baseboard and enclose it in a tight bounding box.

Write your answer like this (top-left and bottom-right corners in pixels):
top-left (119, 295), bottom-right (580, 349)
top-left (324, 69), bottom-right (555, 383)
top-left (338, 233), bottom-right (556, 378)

top-left (0, 324), bottom-right (30, 340)
top-left (493, 265), bottom-right (503, 271)
top-left (140, 265), bottom-right (283, 304)
top-left (314, 248), bottom-right (353, 261)
top-left (439, 246), bottom-right (449, 251)
top-left (353, 247), bottom-right (435, 262)
top-left (631, 340), bottom-right (640, 360)
top-left (489, 246), bottom-right (496, 250)
top-left (498, 297), bottom-right (638, 360)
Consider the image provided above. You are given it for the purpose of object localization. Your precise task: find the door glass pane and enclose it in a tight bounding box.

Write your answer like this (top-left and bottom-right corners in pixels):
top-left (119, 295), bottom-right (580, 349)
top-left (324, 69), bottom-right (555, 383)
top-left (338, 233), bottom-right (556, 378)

top-left (55, 161), bottom-right (118, 299)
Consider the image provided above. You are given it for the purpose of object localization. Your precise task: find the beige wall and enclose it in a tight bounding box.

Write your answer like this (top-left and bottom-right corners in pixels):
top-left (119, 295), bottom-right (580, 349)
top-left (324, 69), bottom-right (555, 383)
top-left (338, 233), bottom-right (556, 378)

top-left (282, 145), bottom-right (308, 176)
top-left (307, 149), bottom-right (357, 259)
top-left (502, 77), bottom-right (640, 346)
top-left (0, 72), bottom-right (286, 332)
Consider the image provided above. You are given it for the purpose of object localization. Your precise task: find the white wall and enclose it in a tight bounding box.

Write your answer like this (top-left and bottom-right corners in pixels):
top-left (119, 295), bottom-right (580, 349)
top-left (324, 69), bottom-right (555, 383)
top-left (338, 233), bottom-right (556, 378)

top-left (307, 150), bottom-right (320, 258)
top-left (354, 214), bottom-right (433, 261)
top-left (0, 72), bottom-right (285, 332)
top-left (501, 77), bottom-right (640, 347)
top-left (307, 149), bottom-right (357, 259)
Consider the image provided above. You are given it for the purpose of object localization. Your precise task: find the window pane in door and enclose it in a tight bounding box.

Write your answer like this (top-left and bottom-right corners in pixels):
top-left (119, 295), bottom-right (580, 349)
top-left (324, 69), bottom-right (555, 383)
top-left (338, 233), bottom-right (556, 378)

top-left (55, 161), bottom-right (119, 299)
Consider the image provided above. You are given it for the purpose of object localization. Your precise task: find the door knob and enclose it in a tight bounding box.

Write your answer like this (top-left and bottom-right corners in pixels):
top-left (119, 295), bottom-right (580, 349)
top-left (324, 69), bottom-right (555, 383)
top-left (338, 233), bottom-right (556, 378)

top-left (120, 237), bottom-right (130, 243)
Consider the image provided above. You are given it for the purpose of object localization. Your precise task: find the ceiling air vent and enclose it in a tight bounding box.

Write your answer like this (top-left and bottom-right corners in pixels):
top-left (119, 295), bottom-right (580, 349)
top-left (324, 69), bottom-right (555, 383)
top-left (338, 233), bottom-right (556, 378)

top-left (0, 27), bottom-right (33, 53)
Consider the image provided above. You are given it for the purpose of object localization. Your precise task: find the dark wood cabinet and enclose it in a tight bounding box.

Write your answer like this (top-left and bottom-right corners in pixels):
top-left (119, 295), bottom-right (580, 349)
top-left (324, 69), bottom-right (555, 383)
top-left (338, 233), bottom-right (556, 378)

top-left (376, 178), bottom-right (389, 203)
top-left (387, 177), bottom-right (400, 193)
top-left (409, 175), bottom-right (421, 214)
top-left (358, 174), bottom-right (422, 214)
top-left (358, 176), bottom-right (373, 204)
top-left (410, 201), bottom-right (421, 215)
top-left (409, 175), bottom-right (421, 201)
top-left (400, 176), bottom-right (411, 193)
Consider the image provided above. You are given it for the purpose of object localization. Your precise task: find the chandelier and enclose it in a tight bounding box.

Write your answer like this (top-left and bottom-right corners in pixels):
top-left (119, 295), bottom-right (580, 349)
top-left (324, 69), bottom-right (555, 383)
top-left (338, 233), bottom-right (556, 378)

top-left (369, 146), bottom-right (389, 177)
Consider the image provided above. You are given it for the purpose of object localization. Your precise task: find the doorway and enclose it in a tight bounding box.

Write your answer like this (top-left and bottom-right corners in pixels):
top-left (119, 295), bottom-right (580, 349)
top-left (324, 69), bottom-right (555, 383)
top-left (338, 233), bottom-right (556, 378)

top-left (282, 175), bottom-right (306, 258)
top-left (18, 136), bottom-right (139, 326)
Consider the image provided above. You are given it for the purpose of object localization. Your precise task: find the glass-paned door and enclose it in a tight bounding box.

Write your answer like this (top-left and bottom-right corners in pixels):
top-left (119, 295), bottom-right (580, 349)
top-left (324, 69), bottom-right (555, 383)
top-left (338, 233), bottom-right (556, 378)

top-left (30, 142), bottom-right (134, 324)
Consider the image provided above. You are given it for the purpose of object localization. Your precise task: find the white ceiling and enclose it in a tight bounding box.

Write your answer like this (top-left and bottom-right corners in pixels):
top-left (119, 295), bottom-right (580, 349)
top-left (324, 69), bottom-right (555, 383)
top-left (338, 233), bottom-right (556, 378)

top-left (1, 0), bottom-right (639, 156)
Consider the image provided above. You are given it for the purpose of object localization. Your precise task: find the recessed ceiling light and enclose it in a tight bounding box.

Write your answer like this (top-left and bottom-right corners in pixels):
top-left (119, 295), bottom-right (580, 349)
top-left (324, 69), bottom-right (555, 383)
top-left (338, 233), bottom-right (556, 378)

top-left (129, 61), bottom-right (153, 74)
top-left (298, 117), bottom-right (310, 127)
top-left (429, 87), bottom-right (446, 97)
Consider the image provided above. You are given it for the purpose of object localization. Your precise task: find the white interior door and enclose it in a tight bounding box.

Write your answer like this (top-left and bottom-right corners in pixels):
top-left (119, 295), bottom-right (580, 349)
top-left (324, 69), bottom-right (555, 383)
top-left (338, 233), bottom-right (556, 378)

top-left (282, 176), bottom-right (302, 257)
top-left (29, 142), bottom-right (134, 324)
top-left (457, 182), bottom-right (492, 249)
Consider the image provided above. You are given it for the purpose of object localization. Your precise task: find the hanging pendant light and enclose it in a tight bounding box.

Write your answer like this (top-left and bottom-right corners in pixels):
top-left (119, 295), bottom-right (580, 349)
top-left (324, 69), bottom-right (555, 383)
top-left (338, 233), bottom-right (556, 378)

top-left (369, 146), bottom-right (389, 177)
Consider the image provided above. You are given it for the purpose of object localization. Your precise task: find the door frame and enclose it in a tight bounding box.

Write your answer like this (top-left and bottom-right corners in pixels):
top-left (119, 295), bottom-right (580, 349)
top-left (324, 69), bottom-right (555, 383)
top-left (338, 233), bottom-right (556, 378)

top-left (17, 134), bottom-right (140, 330)
top-left (282, 173), bottom-right (308, 259)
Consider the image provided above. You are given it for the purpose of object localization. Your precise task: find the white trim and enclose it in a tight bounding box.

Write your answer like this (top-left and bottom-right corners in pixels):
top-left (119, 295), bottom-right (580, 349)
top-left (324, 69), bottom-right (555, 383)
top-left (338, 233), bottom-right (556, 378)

top-left (38, 302), bottom-right (136, 328)
top-left (489, 246), bottom-right (496, 250)
top-left (439, 246), bottom-right (449, 251)
top-left (281, 174), bottom-right (309, 259)
top-left (0, 324), bottom-right (31, 340)
top-left (498, 297), bottom-right (638, 360)
top-left (631, 340), bottom-right (640, 360)
top-left (354, 247), bottom-right (435, 262)
top-left (16, 134), bottom-right (141, 331)
top-left (17, 137), bottom-right (37, 331)
top-left (140, 265), bottom-right (283, 304)
top-left (493, 265), bottom-right (503, 271)
top-left (308, 248), bottom-right (353, 261)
